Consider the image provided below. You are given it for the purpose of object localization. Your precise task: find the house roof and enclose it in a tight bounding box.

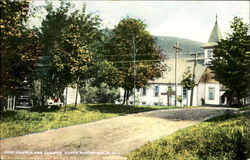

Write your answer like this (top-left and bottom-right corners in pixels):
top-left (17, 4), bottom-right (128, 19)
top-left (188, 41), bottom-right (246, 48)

top-left (202, 16), bottom-right (223, 48)
top-left (150, 58), bottom-right (207, 84)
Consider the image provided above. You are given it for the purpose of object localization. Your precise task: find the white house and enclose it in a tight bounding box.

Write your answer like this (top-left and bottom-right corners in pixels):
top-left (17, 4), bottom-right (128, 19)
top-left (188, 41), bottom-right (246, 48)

top-left (118, 16), bottom-right (229, 106)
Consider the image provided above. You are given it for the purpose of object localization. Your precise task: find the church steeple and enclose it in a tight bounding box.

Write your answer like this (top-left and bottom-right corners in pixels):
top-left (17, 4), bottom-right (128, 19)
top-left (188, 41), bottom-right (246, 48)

top-left (202, 15), bottom-right (223, 65)
top-left (207, 15), bottom-right (223, 43)
top-left (202, 15), bottom-right (223, 48)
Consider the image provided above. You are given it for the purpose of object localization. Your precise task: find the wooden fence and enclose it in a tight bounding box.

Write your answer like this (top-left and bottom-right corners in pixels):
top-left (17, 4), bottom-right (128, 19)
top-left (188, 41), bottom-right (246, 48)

top-left (1, 96), bottom-right (16, 111)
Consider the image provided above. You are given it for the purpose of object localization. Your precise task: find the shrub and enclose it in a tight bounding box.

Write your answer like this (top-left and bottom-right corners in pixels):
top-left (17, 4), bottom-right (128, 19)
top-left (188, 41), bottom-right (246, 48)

top-left (127, 113), bottom-right (249, 160)
top-left (80, 82), bottom-right (120, 103)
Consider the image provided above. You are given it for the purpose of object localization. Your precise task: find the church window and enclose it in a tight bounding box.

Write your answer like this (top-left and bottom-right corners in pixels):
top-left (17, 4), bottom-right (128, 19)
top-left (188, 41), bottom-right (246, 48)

top-left (142, 88), bottom-right (147, 96)
top-left (208, 87), bottom-right (215, 100)
top-left (154, 86), bottom-right (159, 97)
top-left (183, 88), bottom-right (187, 98)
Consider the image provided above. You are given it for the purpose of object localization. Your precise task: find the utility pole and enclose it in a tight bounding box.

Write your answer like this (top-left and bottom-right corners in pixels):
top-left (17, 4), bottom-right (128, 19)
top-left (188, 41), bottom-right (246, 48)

top-left (173, 41), bottom-right (182, 106)
top-left (190, 52), bottom-right (203, 106)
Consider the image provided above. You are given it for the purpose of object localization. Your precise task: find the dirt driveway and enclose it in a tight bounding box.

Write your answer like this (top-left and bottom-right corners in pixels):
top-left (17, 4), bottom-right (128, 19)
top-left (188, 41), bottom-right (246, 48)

top-left (0, 107), bottom-right (238, 160)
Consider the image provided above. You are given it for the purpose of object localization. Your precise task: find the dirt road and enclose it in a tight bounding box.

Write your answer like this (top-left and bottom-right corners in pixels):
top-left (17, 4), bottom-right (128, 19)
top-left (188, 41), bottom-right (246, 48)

top-left (0, 107), bottom-right (238, 160)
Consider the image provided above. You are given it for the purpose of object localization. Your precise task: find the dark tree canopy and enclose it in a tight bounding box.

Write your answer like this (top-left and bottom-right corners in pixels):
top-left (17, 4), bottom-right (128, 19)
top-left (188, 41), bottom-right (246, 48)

top-left (39, 1), bottom-right (104, 96)
top-left (105, 18), bottom-right (165, 87)
top-left (211, 17), bottom-right (250, 105)
top-left (1, 0), bottom-right (41, 95)
top-left (104, 18), bottom-right (166, 104)
top-left (38, 1), bottom-right (114, 106)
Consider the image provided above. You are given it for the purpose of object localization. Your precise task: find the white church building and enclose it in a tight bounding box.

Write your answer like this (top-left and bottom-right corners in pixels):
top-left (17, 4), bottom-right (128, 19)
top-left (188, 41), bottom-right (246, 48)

top-left (119, 17), bottom-right (228, 106)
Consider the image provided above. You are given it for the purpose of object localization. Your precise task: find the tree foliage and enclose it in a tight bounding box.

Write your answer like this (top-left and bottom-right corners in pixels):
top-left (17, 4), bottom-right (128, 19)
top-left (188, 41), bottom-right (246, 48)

top-left (80, 81), bottom-right (120, 104)
top-left (39, 1), bottom-right (102, 90)
top-left (210, 17), bottom-right (250, 105)
top-left (181, 67), bottom-right (195, 90)
top-left (38, 1), bottom-right (73, 99)
top-left (104, 18), bottom-right (166, 104)
top-left (53, 11), bottom-right (99, 84)
top-left (1, 0), bottom-right (41, 96)
top-left (39, 1), bottom-right (110, 105)
top-left (40, 1), bottom-right (72, 57)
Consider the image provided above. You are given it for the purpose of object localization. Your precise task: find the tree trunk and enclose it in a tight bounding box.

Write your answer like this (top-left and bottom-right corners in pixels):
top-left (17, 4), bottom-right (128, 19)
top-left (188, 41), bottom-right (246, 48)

top-left (125, 90), bottom-right (129, 105)
top-left (63, 87), bottom-right (68, 112)
top-left (65, 87), bottom-right (68, 105)
top-left (41, 81), bottom-right (45, 107)
top-left (122, 89), bottom-right (127, 105)
top-left (228, 95), bottom-right (232, 107)
top-left (74, 84), bottom-right (78, 106)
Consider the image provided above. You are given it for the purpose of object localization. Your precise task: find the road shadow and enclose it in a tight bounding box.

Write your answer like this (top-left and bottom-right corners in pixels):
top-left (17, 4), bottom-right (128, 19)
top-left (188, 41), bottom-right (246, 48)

top-left (204, 111), bottom-right (249, 122)
top-left (142, 108), bottom-right (237, 121)
top-left (85, 104), bottom-right (158, 115)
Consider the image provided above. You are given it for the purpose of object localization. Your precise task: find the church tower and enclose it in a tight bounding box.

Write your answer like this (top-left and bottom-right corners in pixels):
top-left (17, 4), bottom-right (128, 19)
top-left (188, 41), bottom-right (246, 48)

top-left (202, 15), bottom-right (223, 65)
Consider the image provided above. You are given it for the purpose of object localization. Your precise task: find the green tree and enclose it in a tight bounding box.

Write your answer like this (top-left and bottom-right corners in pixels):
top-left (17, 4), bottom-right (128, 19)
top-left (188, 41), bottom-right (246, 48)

top-left (181, 67), bottom-right (195, 106)
top-left (38, 0), bottom-right (73, 103)
top-left (52, 4), bottom-right (103, 106)
top-left (1, 0), bottom-right (40, 105)
top-left (105, 18), bottom-right (166, 104)
top-left (211, 17), bottom-right (250, 106)
top-left (39, 2), bottom-right (105, 106)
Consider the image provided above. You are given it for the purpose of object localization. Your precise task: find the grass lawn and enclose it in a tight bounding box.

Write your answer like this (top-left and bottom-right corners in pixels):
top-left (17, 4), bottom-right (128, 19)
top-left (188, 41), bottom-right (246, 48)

top-left (239, 105), bottom-right (250, 111)
top-left (0, 104), bottom-right (192, 138)
top-left (126, 112), bottom-right (250, 160)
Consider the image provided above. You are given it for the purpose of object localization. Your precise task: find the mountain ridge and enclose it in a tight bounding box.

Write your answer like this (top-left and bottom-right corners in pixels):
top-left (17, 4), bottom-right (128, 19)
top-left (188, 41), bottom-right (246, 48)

top-left (154, 36), bottom-right (204, 58)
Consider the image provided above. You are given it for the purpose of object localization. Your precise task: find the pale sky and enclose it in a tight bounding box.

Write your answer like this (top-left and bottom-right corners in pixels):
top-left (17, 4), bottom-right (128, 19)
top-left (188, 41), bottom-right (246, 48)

top-left (32, 1), bottom-right (249, 43)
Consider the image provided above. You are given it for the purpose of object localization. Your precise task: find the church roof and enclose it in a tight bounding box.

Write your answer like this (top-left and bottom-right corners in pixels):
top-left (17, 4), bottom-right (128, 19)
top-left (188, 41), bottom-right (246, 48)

top-left (199, 67), bottom-right (220, 84)
top-left (150, 58), bottom-right (207, 84)
top-left (202, 16), bottom-right (223, 48)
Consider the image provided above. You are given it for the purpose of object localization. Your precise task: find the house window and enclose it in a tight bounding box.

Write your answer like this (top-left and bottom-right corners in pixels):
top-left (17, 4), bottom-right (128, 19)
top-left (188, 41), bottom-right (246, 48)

top-left (142, 88), bottom-right (147, 96)
top-left (154, 86), bottom-right (159, 97)
top-left (183, 88), bottom-right (187, 98)
top-left (142, 101), bottom-right (146, 105)
top-left (208, 87), bottom-right (215, 100)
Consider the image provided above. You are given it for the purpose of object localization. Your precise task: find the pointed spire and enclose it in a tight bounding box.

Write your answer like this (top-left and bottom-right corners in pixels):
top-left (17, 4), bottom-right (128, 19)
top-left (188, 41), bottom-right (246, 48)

top-left (202, 15), bottom-right (223, 48)
top-left (208, 15), bottom-right (223, 43)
